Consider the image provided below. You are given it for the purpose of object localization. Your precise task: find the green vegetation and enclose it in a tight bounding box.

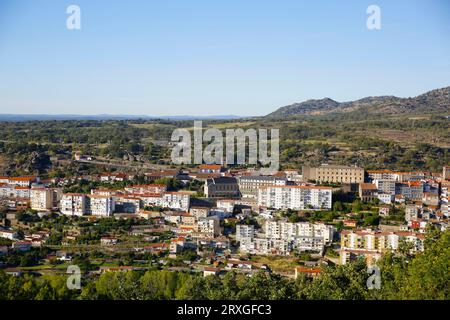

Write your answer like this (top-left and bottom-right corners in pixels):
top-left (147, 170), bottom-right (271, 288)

top-left (0, 229), bottom-right (448, 300)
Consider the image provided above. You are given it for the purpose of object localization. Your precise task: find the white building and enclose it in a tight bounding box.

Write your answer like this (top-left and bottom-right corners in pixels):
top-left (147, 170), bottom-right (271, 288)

top-left (88, 195), bottom-right (115, 217)
top-left (196, 216), bottom-right (221, 238)
top-left (240, 221), bottom-right (335, 255)
top-left (0, 229), bottom-right (18, 240)
top-left (377, 192), bottom-right (394, 204)
top-left (30, 188), bottom-right (53, 211)
top-left (258, 185), bottom-right (332, 210)
top-left (162, 192), bottom-right (190, 211)
top-left (236, 224), bottom-right (255, 242)
top-left (60, 193), bottom-right (87, 216)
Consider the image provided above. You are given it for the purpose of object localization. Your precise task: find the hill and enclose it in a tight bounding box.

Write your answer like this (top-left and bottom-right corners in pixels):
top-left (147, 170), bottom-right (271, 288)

top-left (267, 86), bottom-right (450, 117)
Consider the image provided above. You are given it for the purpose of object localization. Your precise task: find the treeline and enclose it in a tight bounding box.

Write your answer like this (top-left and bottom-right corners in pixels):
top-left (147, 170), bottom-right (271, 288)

top-left (0, 229), bottom-right (448, 300)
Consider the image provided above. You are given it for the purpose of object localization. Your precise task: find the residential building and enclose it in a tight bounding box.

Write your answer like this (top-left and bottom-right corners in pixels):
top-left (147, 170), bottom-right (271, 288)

top-left (30, 187), bottom-right (53, 211)
top-left (8, 176), bottom-right (38, 187)
top-left (236, 224), bottom-right (255, 242)
top-left (0, 229), bottom-right (18, 240)
top-left (196, 216), bottom-right (221, 238)
top-left (189, 206), bottom-right (211, 219)
top-left (374, 179), bottom-right (397, 195)
top-left (87, 195), bottom-right (115, 217)
top-left (162, 192), bottom-right (190, 211)
top-left (398, 181), bottom-right (424, 201)
top-left (124, 184), bottom-right (167, 195)
top-left (340, 229), bottom-right (425, 265)
top-left (258, 185), bottom-right (332, 210)
top-left (405, 205), bottom-right (419, 222)
top-left (60, 193), bottom-right (87, 216)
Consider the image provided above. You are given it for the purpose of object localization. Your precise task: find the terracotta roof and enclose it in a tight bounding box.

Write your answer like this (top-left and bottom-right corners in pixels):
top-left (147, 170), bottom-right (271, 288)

top-left (199, 164), bottom-right (223, 170)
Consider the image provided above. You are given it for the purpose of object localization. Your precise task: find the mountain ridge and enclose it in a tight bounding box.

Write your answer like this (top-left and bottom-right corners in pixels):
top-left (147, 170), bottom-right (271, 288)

top-left (267, 86), bottom-right (450, 117)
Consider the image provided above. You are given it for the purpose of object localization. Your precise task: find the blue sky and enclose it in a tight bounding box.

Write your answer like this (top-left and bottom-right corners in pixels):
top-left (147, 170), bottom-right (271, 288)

top-left (0, 0), bottom-right (449, 116)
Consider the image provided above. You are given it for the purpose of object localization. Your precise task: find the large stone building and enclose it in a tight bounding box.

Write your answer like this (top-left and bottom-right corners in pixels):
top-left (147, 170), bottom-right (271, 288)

top-left (302, 164), bottom-right (364, 183)
top-left (204, 177), bottom-right (240, 198)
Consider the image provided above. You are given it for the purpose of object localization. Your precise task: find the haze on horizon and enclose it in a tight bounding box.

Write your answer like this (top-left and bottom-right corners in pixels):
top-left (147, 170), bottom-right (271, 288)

top-left (0, 0), bottom-right (449, 117)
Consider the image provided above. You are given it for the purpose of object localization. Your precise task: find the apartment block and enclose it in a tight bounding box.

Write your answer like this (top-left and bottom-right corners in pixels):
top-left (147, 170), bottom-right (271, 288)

top-left (163, 192), bottom-right (190, 211)
top-left (124, 184), bottom-right (167, 195)
top-left (236, 224), bottom-right (255, 242)
top-left (258, 185), bottom-right (332, 210)
top-left (196, 216), bottom-right (221, 238)
top-left (60, 193), bottom-right (87, 216)
top-left (87, 195), bottom-right (115, 217)
top-left (30, 188), bottom-right (53, 211)
top-left (340, 229), bottom-right (425, 265)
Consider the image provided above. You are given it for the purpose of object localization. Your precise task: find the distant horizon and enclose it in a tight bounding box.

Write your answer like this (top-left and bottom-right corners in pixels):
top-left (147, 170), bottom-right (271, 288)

top-left (0, 84), bottom-right (448, 118)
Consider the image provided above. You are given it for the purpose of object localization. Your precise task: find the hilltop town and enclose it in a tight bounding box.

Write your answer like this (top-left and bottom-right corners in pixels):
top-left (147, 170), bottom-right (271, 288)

top-left (1, 160), bottom-right (449, 281)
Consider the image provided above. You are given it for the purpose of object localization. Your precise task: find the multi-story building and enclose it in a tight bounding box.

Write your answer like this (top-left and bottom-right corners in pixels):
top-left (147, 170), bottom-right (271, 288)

top-left (239, 237), bottom-right (291, 255)
top-left (367, 170), bottom-right (399, 181)
top-left (162, 192), bottom-right (190, 211)
top-left (302, 165), bottom-right (364, 184)
top-left (440, 180), bottom-right (450, 218)
top-left (12, 186), bottom-right (30, 199)
top-left (124, 184), bottom-right (167, 195)
top-left (87, 195), bottom-right (115, 217)
top-left (443, 166), bottom-right (450, 181)
top-left (265, 221), bottom-right (334, 245)
top-left (7, 176), bottom-right (38, 187)
top-left (374, 179), bottom-right (397, 195)
top-left (60, 193), bottom-right (87, 216)
top-left (240, 221), bottom-right (334, 255)
top-left (113, 195), bottom-right (141, 213)
top-left (204, 177), bottom-right (240, 198)
top-left (258, 185), bottom-right (332, 210)
top-left (30, 187), bottom-right (53, 211)
top-left (196, 216), bottom-right (221, 238)
top-left (340, 229), bottom-right (425, 265)
top-left (236, 224), bottom-right (255, 242)
top-left (377, 192), bottom-right (394, 204)
top-left (358, 183), bottom-right (377, 202)
top-left (405, 204), bottom-right (419, 222)
top-left (189, 206), bottom-right (211, 219)
top-left (216, 199), bottom-right (235, 213)
top-left (398, 181), bottom-right (424, 201)
top-left (238, 175), bottom-right (287, 199)
top-left (139, 191), bottom-right (190, 211)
